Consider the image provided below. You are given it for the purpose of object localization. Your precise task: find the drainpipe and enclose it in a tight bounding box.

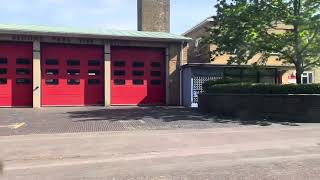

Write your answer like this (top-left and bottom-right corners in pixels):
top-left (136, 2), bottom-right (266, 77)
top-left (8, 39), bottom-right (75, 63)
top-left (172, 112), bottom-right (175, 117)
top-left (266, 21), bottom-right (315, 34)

top-left (179, 41), bottom-right (185, 106)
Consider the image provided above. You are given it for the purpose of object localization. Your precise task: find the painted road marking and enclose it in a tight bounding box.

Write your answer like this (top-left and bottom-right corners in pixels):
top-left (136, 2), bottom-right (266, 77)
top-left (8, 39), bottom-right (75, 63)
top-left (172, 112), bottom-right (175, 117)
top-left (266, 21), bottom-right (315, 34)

top-left (0, 122), bottom-right (25, 129)
top-left (13, 123), bottom-right (25, 129)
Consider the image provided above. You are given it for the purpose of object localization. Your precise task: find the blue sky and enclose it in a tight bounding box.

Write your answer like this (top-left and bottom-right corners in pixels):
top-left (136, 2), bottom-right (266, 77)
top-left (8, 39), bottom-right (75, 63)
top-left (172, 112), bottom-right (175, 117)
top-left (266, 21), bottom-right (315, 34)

top-left (0, 0), bottom-right (216, 34)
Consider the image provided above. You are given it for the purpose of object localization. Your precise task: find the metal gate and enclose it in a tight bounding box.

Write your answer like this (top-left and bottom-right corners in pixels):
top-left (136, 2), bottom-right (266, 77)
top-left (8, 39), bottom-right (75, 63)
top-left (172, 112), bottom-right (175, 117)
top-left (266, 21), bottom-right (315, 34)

top-left (192, 76), bottom-right (220, 105)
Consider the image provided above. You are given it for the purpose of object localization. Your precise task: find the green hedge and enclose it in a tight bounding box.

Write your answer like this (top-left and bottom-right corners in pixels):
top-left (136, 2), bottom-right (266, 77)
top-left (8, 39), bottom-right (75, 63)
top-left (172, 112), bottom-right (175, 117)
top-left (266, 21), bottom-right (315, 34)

top-left (203, 78), bottom-right (242, 92)
top-left (204, 83), bottom-right (320, 94)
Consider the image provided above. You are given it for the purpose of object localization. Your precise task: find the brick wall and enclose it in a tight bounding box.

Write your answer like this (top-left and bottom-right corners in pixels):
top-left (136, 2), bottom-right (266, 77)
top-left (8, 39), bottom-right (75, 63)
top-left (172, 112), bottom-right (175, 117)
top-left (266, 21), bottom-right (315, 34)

top-left (314, 68), bottom-right (320, 83)
top-left (199, 94), bottom-right (320, 122)
top-left (138, 0), bottom-right (170, 32)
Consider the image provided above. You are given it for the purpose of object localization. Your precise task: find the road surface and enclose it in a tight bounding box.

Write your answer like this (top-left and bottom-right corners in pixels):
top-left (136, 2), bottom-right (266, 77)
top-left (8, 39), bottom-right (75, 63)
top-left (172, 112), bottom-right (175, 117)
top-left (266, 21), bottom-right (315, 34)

top-left (1, 126), bottom-right (320, 179)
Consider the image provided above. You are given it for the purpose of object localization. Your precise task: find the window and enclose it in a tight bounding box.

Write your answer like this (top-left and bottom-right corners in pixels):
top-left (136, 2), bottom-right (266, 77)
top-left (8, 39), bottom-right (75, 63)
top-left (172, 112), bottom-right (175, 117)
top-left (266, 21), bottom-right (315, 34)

top-left (260, 69), bottom-right (276, 76)
top-left (88, 79), bottom-right (100, 85)
top-left (133, 79), bottom-right (144, 85)
top-left (114, 61), bottom-right (126, 67)
top-left (88, 60), bottom-right (100, 66)
top-left (88, 70), bottom-right (100, 76)
top-left (302, 72), bottom-right (314, 84)
top-left (0, 68), bottom-right (7, 74)
top-left (45, 79), bottom-right (59, 85)
top-left (114, 79), bottom-right (125, 85)
top-left (151, 62), bottom-right (161, 68)
top-left (242, 69), bottom-right (258, 83)
top-left (225, 68), bottom-right (242, 77)
top-left (0, 58), bottom-right (7, 64)
top-left (133, 62), bottom-right (144, 67)
top-left (151, 71), bottom-right (161, 77)
top-left (16, 68), bottom-right (30, 75)
top-left (195, 37), bottom-right (202, 48)
top-left (67, 69), bottom-right (80, 76)
top-left (133, 71), bottom-right (144, 76)
top-left (0, 78), bottom-right (7, 84)
top-left (151, 80), bottom-right (161, 85)
top-left (46, 69), bottom-right (59, 75)
top-left (259, 69), bottom-right (276, 84)
top-left (16, 58), bottom-right (30, 65)
top-left (46, 59), bottom-right (59, 65)
top-left (224, 68), bottom-right (242, 81)
top-left (114, 70), bottom-right (125, 76)
top-left (67, 60), bottom-right (80, 66)
top-left (224, 68), bottom-right (277, 84)
top-left (16, 78), bottom-right (31, 84)
top-left (67, 79), bottom-right (80, 85)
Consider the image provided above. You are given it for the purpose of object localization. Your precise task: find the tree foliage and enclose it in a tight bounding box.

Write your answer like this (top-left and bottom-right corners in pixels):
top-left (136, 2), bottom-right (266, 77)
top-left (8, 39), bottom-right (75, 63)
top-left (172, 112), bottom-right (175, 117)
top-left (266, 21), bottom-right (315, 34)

top-left (207, 0), bottom-right (320, 83)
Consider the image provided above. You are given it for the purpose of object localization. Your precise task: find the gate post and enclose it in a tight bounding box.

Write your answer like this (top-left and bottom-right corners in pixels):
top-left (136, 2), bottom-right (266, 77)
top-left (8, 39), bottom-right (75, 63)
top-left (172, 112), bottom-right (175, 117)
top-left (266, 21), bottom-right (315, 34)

top-left (33, 41), bottom-right (41, 108)
top-left (104, 43), bottom-right (111, 107)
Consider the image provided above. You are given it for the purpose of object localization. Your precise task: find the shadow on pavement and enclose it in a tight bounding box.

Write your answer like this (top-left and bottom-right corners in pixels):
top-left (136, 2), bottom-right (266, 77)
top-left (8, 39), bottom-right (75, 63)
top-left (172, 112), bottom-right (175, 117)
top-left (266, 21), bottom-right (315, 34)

top-left (68, 106), bottom-right (300, 127)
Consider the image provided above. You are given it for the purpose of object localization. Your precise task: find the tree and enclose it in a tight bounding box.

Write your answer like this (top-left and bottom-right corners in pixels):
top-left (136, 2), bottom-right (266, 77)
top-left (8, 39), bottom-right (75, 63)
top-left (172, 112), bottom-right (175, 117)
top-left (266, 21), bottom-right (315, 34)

top-left (207, 0), bottom-right (320, 84)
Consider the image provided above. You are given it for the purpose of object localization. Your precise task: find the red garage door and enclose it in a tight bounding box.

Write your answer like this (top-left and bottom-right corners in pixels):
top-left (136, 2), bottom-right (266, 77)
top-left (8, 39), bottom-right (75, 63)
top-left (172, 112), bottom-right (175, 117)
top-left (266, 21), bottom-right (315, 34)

top-left (111, 47), bottom-right (165, 105)
top-left (41, 44), bottom-right (104, 106)
top-left (0, 42), bottom-right (33, 107)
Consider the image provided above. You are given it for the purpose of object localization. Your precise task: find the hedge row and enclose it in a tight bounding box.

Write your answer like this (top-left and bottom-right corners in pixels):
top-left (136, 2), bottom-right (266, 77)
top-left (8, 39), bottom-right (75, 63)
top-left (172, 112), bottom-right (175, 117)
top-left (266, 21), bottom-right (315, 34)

top-left (203, 78), bottom-right (242, 91)
top-left (204, 83), bottom-right (320, 94)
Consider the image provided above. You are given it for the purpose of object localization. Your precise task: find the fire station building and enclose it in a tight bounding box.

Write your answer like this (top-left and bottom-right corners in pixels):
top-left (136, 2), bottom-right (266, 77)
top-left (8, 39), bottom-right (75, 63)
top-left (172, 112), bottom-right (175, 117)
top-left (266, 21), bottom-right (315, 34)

top-left (0, 24), bottom-right (189, 107)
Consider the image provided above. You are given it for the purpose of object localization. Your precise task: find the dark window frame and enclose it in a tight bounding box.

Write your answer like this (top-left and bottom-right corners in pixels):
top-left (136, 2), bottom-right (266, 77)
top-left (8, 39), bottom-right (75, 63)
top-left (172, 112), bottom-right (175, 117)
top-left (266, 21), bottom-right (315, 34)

top-left (114, 70), bottom-right (126, 76)
top-left (16, 68), bottom-right (31, 75)
top-left (133, 70), bottom-right (144, 76)
top-left (151, 71), bottom-right (161, 77)
top-left (67, 79), bottom-right (81, 85)
top-left (46, 59), bottom-right (59, 65)
top-left (0, 68), bottom-right (7, 75)
top-left (114, 61), bottom-right (126, 67)
top-left (46, 69), bottom-right (59, 75)
top-left (88, 79), bottom-right (100, 85)
top-left (223, 68), bottom-right (277, 84)
top-left (88, 70), bottom-right (100, 76)
top-left (67, 69), bottom-right (80, 76)
top-left (0, 78), bottom-right (7, 84)
top-left (88, 60), bottom-right (101, 66)
top-left (133, 61), bottom-right (144, 67)
top-left (133, 79), bottom-right (144, 85)
top-left (114, 79), bottom-right (125, 85)
top-left (16, 58), bottom-right (31, 65)
top-left (67, 59), bottom-right (80, 66)
top-left (45, 79), bottom-right (59, 85)
top-left (151, 62), bottom-right (161, 68)
top-left (0, 58), bottom-right (7, 64)
top-left (16, 78), bottom-right (31, 84)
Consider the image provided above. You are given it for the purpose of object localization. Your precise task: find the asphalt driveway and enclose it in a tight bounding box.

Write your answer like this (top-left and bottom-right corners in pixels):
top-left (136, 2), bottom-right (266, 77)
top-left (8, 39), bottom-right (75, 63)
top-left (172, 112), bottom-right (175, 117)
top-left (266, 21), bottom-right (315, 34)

top-left (0, 106), bottom-right (303, 136)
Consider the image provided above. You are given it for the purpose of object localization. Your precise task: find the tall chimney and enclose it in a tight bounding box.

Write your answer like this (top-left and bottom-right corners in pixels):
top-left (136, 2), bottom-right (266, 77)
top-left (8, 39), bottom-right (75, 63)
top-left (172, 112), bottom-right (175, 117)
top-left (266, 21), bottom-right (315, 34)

top-left (137, 0), bottom-right (170, 32)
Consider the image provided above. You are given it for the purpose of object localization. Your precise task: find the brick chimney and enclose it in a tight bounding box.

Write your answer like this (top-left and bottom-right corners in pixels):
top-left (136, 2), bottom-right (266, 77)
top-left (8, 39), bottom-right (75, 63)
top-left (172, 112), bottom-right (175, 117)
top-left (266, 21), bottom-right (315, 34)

top-left (137, 0), bottom-right (170, 32)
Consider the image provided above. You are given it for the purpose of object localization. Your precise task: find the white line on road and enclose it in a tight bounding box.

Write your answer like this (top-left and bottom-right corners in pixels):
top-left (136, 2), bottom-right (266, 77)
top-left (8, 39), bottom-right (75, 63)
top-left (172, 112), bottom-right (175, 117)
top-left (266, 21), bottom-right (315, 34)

top-left (0, 123), bottom-right (25, 129)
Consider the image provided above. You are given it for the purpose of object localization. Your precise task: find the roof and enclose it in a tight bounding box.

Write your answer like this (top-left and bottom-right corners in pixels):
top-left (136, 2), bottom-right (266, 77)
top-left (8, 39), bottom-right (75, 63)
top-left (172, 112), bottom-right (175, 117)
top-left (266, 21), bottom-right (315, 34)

top-left (0, 24), bottom-right (191, 42)
top-left (182, 16), bottom-right (214, 36)
top-left (181, 63), bottom-right (294, 70)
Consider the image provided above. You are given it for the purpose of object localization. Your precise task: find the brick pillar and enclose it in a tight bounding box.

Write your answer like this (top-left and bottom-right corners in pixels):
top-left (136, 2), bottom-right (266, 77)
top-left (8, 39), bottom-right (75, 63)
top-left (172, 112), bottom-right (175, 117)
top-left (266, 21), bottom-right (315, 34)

top-left (33, 41), bottom-right (41, 108)
top-left (165, 47), bottom-right (170, 104)
top-left (138, 0), bottom-right (170, 32)
top-left (104, 43), bottom-right (111, 107)
top-left (167, 44), bottom-right (180, 105)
